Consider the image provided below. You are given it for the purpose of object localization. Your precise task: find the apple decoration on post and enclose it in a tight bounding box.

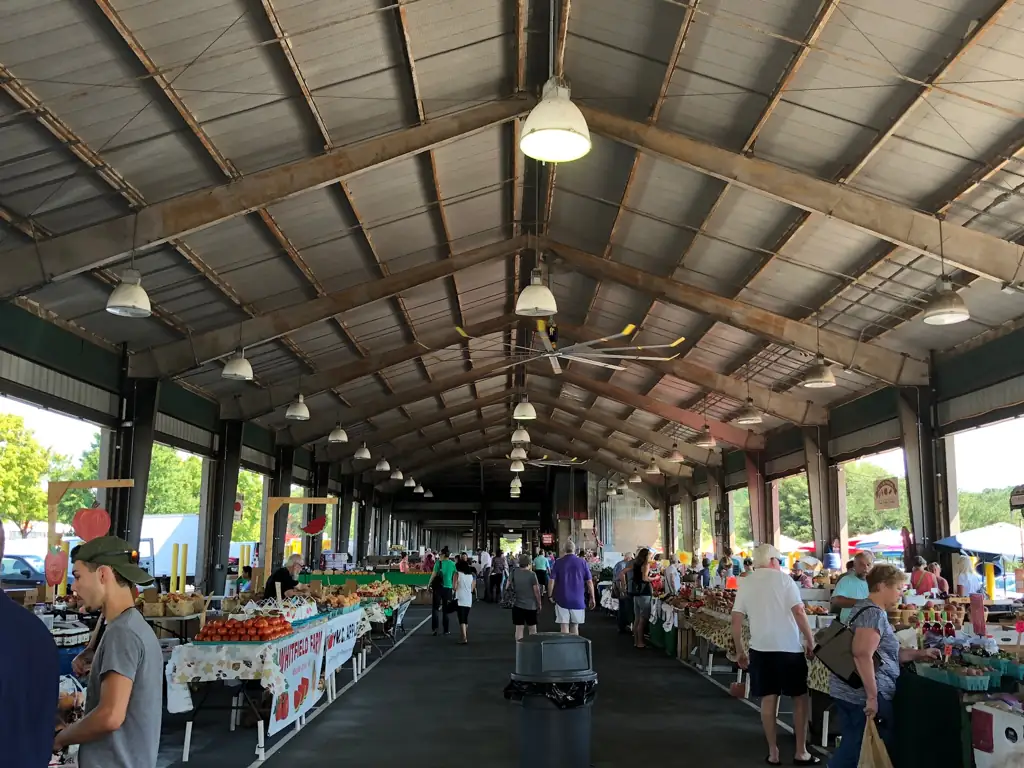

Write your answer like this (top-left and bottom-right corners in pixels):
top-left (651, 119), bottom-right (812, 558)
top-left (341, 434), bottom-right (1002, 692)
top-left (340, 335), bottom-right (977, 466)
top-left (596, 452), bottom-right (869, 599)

top-left (44, 545), bottom-right (68, 587)
top-left (72, 507), bottom-right (111, 542)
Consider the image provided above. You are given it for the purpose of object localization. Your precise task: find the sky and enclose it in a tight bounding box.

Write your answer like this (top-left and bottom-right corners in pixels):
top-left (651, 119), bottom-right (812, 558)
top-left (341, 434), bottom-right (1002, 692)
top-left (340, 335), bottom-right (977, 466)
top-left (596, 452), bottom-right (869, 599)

top-left (2, 393), bottom-right (1023, 492)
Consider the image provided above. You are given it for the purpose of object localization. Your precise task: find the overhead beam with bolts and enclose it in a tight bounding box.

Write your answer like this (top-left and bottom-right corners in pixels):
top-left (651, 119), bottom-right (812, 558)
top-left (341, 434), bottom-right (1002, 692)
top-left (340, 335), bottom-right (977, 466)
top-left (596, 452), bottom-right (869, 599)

top-left (131, 236), bottom-right (525, 378)
top-left (531, 432), bottom-right (667, 488)
top-left (579, 105), bottom-right (1024, 287)
top-left (546, 239), bottom-right (928, 386)
top-left (533, 415), bottom-right (691, 477)
top-left (222, 313), bottom-right (518, 421)
top-left (315, 391), bottom-right (515, 462)
top-left (529, 366), bottom-right (766, 451)
top-left (528, 391), bottom-right (720, 466)
top-left (2, 97), bottom-right (534, 299)
top-left (555, 322), bottom-right (827, 425)
top-left (285, 359), bottom-right (513, 446)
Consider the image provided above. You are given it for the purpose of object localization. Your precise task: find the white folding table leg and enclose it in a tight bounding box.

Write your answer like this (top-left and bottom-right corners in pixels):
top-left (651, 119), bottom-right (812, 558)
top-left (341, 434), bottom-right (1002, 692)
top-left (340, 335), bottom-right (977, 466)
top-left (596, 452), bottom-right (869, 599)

top-left (745, 674), bottom-right (751, 699)
top-left (183, 721), bottom-right (193, 763)
top-left (256, 720), bottom-right (265, 761)
top-left (821, 710), bottom-right (830, 747)
top-left (735, 668), bottom-right (743, 684)
top-left (229, 693), bottom-right (238, 731)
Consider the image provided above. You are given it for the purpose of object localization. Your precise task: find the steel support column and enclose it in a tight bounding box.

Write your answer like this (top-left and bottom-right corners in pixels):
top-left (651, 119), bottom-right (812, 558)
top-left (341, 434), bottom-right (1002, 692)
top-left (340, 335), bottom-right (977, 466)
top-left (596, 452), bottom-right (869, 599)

top-left (829, 464), bottom-right (849, 563)
top-left (379, 496), bottom-right (393, 555)
top-left (678, 484), bottom-right (696, 555)
top-left (660, 493), bottom-right (671, 556)
top-left (803, 428), bottom-right (832, 560)
top-left (270, 446), bottom-right (295, 570)
top-left (746, 452), bottom-right (768, 545)
top-left (899, 388), bottom-right (938, 561)
top-left (356, 485), bottom-right (373, 561)
top-left (108, 376), bottom-right (160, 547)
top-left (335, 476), bottom-right (355, 557)
top-left (707, 465), bottom-right (727, 555)
top-left (206, 420), bottom-right (243, 595)
top-left (308, 461), bottom-right (331, 565)
top-left (936, 436), bottom-right (960, 538)
top-left (767, 480), bottom-right (781, 548)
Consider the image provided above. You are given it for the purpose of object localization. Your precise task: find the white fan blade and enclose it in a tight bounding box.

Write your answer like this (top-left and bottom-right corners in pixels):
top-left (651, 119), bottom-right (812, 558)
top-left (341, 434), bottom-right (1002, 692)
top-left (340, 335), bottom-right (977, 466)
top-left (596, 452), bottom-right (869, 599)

top-left (548, 355), bottom-right (562, 374)
top-left (562, 354), bottom-right (626, 370)
top-left (557, 323), bottom-right (637, 355)
top-left (576, 352), bottom-right (680, 362)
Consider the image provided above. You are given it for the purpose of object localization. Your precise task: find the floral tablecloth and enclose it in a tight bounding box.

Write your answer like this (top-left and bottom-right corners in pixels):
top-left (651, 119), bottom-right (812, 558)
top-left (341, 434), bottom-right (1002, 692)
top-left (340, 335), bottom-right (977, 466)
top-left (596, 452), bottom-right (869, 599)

top-left (166, 640), bottom-right (288, 713)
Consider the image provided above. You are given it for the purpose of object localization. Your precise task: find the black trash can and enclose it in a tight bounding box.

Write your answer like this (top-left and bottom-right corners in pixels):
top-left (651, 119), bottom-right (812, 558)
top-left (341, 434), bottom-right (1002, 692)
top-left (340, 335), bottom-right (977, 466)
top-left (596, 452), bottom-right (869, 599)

top-left (503, 633), bottom-right (598, 768)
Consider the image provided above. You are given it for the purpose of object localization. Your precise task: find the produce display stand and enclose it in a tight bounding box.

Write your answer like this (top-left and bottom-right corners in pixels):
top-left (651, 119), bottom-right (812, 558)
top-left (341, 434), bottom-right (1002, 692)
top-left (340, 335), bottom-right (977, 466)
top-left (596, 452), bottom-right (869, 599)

top-left (145, 613), bottom-right (202, 643)
top-left (299, 572), bottom-right (432, 587)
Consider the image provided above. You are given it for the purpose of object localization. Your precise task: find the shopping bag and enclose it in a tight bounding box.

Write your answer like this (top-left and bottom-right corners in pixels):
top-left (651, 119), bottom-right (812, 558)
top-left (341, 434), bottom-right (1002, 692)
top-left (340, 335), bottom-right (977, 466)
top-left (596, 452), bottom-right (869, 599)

top-left (857, 719), bottom-right (894, 768)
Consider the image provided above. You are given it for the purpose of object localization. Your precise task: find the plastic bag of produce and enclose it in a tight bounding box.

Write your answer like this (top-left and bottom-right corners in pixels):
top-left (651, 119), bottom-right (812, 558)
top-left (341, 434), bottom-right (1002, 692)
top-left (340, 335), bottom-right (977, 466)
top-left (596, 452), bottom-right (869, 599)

top-left (857, 719), bottom-right (893, 768)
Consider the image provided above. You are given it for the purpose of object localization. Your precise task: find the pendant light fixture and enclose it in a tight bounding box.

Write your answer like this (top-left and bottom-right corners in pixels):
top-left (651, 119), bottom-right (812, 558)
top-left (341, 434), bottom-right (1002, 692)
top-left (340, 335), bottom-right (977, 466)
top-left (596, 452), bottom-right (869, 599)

top-left (510, 445), bottom-right (528, 460)
top-left (923, 218), bottom-right (970, 325)
top-left (354, 442), bottom-right (372, 460)
top-left (628, 471), bottom-right (642, 484)
top-left (510, 460), bottom-right (525, 473)
top-left (644, 458), bottom-right (661, 475)
top-left (328, 422), bottom-right (349, 444)
top-left (801, 354), bottom-right (836, 389)
top-left (512, 425), bottom-right (531, 444)
top-left (390, 469), bottom-right (403, 481)
top-left (520, 76), bottom-right (591, 163)
top-left (414, 483), bottom-right (424, 494)
top-left (424, 490), bottom-right (433, 499)
top-left (515, 267), bottom-right (558, 317)
top-left (617, 479), bottom-right (628, 491)
top-left (667, 443), bottom-right (685, 463)
top-left (695, 398), bottom-right (716, 449)
top-left (512, 394), bottom-right (537, 420)
top-left (222, 350), bottom-right (253, 382)
top-left (511, 476), bottom-right (522, 489)
top-left (285, 393), bottom-right (310, 421)
top-left (734, 398), bottom-right (763, 426)
top-left (106, 216), bottom-right (152, 318)
top-left (404, 476), bottom-right (416, 488)
top-left (511, 489), bottom-right (521, 498)
top-left (607, 486), bottom-right (617, 497)
top-left (375, 457), bottom-right (390, 472)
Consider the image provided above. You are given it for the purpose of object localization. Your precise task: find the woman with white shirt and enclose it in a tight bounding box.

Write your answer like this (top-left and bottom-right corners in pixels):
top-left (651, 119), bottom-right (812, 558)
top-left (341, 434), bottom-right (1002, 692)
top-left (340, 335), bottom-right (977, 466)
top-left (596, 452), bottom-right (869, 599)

top-left (454, 559), bottom-right (475, 644)
top-left (955, 554), bottom-right (985, 596)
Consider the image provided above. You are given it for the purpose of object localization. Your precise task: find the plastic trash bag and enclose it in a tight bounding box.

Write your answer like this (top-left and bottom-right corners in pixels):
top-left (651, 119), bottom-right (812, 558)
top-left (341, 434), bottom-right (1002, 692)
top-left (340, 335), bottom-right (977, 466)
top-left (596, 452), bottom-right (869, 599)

top-left (503, 679), bottom-right (598, 709)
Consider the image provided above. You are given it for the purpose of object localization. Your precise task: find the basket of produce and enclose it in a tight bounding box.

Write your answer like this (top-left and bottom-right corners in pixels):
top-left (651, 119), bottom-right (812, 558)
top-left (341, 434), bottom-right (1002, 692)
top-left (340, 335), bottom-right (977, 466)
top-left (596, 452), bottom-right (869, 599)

top-left (946, 666), bottom-right (992, 691)
top-left (194, 616), bottom-right (293, 644)
top-left (141, 601), bottom-right (165, 618)
top-left (915, 663), bottom-right (951, 685)
top-left (163, 594), bottom-right (194, 616)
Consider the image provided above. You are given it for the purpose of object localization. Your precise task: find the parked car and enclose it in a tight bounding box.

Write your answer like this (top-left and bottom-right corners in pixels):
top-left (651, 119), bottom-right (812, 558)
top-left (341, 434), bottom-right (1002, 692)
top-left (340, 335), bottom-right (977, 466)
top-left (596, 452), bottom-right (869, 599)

top-left (2, 553), bottom-right (47, 586)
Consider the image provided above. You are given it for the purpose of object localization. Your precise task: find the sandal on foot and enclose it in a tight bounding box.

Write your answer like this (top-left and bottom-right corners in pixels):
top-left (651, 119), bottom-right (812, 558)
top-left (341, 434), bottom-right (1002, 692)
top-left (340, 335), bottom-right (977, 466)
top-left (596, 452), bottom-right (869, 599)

top-left (793, 756), bottom-right (821, 765)
top-left (765, 758), bottom-right (780, 766)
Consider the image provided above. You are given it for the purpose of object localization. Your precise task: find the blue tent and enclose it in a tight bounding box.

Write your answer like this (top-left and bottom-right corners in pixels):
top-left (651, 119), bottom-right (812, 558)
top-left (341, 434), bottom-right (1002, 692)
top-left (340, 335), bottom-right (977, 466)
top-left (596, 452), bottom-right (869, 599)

top-left (933, 522), bottom-right (1024, 561)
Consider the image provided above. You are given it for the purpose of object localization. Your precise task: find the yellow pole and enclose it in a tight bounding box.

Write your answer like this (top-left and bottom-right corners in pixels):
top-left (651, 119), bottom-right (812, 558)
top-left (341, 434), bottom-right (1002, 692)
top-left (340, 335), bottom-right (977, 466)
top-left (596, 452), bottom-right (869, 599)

top-left (180, 543), bottom-right (189, 593)
top-left (57, 541), bottom-right (70, 597)
top-left (985, 562), bottom-right (996, 601)
top-left (170, 543), bottom-right (180, 593)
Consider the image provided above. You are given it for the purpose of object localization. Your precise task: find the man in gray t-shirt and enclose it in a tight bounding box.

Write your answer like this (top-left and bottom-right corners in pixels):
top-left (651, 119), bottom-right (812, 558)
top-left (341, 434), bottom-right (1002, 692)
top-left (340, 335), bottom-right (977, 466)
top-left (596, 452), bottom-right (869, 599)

top-left (55, 537), bottom-right (163, 768)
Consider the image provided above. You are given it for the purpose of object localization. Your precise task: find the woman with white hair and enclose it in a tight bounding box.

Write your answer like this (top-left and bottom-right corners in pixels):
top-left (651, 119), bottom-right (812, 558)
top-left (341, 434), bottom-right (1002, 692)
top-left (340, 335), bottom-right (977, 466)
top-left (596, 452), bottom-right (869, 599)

top-left (955, 554), bottom-right (984, 596)
top-left (663, 553), bottom-right (683, 596)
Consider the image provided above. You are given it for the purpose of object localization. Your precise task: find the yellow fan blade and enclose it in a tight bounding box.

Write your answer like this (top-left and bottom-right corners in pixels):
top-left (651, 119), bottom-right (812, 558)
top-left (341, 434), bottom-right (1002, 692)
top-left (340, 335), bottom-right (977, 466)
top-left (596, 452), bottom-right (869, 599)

top-left (669, 335), bottom-right (686, 347)
top-left (622, 323), bottom-right (636, 336)
top-left (456, 326), bottom-right (469, 338)
top-left (536, 318), bottom-right (548, 333)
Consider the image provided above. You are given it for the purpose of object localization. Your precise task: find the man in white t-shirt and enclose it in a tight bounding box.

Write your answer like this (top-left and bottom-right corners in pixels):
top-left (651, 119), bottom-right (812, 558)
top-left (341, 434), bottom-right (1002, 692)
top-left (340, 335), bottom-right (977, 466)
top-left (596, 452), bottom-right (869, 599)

top-left (731, 544), bottom-right (818, 766)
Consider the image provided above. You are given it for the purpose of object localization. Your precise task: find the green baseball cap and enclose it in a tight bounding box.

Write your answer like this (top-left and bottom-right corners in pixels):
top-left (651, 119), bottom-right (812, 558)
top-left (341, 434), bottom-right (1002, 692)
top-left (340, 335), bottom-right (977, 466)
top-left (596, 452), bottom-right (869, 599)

top-left (73, 536), bottom-right (155, 585)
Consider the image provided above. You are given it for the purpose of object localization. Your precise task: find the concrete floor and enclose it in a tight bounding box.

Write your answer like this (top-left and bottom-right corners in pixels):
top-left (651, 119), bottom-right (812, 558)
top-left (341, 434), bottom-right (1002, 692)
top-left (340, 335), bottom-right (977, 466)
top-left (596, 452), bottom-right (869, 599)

top-left (160, 603), bottom-right (789, 767)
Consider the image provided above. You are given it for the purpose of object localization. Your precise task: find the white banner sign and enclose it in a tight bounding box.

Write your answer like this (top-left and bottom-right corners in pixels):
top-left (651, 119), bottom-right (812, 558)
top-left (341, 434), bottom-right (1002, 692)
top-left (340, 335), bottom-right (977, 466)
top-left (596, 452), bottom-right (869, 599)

top-left (269, 622), bottom-right (326, 736)
top-left (873, 477), bottom-right (899, 511)
top-left (322, 609), bottom-right (363, 679)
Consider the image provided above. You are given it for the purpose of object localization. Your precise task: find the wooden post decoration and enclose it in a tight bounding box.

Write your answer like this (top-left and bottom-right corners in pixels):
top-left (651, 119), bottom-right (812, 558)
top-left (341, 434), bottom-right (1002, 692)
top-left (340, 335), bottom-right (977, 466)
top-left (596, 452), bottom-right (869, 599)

top-left (46, 479), bottom-right (134, 601)
top-left (263, 497), bottom-right (338, 586)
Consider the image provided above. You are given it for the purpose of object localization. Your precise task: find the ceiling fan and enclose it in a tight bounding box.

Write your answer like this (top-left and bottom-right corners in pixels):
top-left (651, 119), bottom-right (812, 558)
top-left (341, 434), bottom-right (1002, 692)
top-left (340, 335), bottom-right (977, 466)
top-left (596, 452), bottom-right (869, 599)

top-left (505, 451), bottom-right (588, 468)
top-left (456, 319), bottom-right (686, 374)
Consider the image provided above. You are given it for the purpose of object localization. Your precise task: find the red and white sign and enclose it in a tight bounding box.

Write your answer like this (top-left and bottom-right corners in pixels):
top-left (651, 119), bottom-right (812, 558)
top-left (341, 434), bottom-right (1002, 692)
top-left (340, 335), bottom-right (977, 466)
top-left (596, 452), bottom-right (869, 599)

top-left (541, 533), bottom-right (554, 546)
top-left (233, 494), bottom-right (244, 522)
top-left (269, 623), bottom-right (325, 735)
top-left (322, 609), bottom-right (362, 679)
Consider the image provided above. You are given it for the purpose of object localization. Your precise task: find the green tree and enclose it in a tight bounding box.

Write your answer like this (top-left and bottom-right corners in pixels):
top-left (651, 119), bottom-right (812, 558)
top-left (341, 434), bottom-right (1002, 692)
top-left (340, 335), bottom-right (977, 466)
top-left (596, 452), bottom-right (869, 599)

top-left (779, 474), bottom-right (812, 542)
top-left (0, 414), bottom-right (49, 536)
top-left (143, 444), bottom-right (202, 516)
top-left (47, 434), bottom-right (102, 523)
top-left (730, 488), bottom-right (752, 547)
top-left (231, 469), bottom-right (265, 543)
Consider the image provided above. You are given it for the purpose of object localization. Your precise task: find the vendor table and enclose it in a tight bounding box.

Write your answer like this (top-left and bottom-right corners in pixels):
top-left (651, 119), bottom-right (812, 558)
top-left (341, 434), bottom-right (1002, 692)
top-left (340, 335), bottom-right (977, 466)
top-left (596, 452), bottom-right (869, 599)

top-left (300, 572), bottom-right (432, 586)
top-left (145, 612), bottom-right (201, 643)
top-left (166, 609), bottom-right (365, 762)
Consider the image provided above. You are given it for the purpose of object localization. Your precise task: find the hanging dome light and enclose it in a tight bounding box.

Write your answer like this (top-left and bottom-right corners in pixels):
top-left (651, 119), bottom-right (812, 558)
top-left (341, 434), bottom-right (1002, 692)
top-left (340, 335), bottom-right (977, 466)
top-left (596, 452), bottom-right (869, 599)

top-left (734, 398), bottom-right (763, 426)
top-left (404, 476), bottom-right (416, 488)
top-left (667, 443), bottom-right (685, 463)
top-left (628, 472), bottom-right (642, 484)
top-left (607, 486), bottom-right (617, 497)
top-left (375, 457), bottom-right (391, 472)
top-left (510, 460), bottom-right (525, 472)
top-left (512, 395), bottom-right (537, 420)
top-left (106, 269), bottom-right (152, 318)
top-left (424, 490), bottom-right (433, 499)
top-left (512, 426), bottom-right (531, 444)
top-left (414, 484), bottom-right (424, 494)
top-left (222, 350), bottom-right (254, 382)
top-left (515, 269), bottom-right (558, 317)
top-left (695, 424), bottom-right (716, 449)
top-left (285, 393), bottom-right (310, 421)
top-left (617, 479), bottom-right (628, 491)
top-left (328, 423), bottom-right (349, 444)
top-left (354, 442), bottom-right (372, 460)
top-left (923, 278), bottom-right (970, 325)
top-left (801, 354), bottom-right (836, 389)
top-left (645, 458), bottom-right (661, 475)
top-left (390, 468), bottom-right (403, 481)
top-left (520, 76), bottom-right (591, 163)
top-left (511, 476), bottom-right (522, 489)
top-left (511, 489), bottom-right (521, 498)
top-left (510, 445), bottom-right (528, 460)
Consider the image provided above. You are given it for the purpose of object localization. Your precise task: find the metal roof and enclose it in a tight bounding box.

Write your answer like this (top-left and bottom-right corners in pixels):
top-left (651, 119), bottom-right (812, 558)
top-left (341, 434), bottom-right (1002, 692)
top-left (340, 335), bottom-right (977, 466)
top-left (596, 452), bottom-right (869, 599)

top-left (3, 0), bottom-right (1024, 483)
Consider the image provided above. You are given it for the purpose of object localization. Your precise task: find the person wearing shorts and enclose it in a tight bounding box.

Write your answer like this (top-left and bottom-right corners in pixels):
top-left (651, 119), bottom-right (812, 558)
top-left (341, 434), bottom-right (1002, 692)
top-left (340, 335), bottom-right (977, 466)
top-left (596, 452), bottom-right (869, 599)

top-left (532, 549), bottom-right (549, 593)
top-left (731, 544), bottom-right (818, 766)
top-left (511, 554), bottom-right (542, 641)
top-left (548, 541), bottom-right (595, 635)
